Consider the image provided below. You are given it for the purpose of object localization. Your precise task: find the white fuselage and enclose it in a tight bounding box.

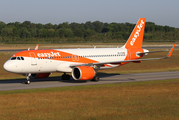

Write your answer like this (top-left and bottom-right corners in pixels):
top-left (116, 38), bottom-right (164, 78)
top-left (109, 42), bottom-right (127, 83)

top-left (3, 47), bottom-right (128, 74)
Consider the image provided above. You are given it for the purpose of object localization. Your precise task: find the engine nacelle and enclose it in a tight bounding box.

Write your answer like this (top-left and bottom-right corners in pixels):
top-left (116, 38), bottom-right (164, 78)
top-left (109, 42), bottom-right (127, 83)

top-left (30, 73), bottom-right (51, 79)
top-left (72, 66), bottom-right (96, 80)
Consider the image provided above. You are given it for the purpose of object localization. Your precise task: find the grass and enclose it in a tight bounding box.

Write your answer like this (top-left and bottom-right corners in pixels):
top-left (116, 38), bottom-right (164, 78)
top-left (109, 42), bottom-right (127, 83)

top-left (0, 79), bottom-right (179, 120)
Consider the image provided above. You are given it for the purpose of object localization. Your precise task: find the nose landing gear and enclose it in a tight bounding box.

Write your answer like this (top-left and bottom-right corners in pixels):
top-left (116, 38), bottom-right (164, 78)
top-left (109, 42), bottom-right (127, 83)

top-left (24, 73), bottom-right (31, 84)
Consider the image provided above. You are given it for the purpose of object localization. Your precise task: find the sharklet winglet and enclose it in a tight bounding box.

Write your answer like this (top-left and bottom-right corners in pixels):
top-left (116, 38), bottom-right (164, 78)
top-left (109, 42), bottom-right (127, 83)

top-left (35, 44), bottom-right (39, 50)
top-left (166, 44), bottom-right (176, 58)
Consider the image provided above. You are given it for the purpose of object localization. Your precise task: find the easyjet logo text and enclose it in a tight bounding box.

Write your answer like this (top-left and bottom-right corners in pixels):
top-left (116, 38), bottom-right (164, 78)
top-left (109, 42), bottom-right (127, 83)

top-left (37, 52), bottom-right (60, 57)
top-left (130, 20), bottom-right (144, 46)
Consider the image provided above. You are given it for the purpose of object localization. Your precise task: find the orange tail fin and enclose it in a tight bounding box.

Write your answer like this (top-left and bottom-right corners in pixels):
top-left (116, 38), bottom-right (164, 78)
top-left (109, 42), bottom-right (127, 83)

top-left (123, 18), bottom-right (146, 49)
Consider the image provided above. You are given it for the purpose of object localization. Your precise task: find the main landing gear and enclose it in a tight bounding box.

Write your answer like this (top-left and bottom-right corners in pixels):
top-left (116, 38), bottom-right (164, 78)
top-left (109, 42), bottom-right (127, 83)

top-left (91, 76), bottom-right (99, 82)
top-left (24, 73), bottom-right (31, 84)
top-left (61, 73), bottom-right (70, 80)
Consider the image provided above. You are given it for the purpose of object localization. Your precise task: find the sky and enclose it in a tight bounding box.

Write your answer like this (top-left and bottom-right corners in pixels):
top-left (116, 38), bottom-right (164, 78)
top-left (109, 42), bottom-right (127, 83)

top-left (0, 0), bottom-right (179, 28)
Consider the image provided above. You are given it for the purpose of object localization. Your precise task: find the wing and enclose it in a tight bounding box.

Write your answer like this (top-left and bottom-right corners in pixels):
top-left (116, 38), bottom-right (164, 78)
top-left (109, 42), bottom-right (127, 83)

top-left (70, 44), bottom-right (176, 67)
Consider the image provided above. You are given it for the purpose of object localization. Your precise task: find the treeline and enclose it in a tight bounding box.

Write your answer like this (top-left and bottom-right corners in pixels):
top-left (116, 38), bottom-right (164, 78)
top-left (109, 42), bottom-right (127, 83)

top-left (0, 20), bottom-right (178, 44)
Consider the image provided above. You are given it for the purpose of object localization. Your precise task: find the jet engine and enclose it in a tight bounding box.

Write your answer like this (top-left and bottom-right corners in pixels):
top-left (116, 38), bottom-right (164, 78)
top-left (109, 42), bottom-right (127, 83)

top-left (30, 73), bottom-right (51, 79)
top-left (72, 66), bottom-right (96, 80)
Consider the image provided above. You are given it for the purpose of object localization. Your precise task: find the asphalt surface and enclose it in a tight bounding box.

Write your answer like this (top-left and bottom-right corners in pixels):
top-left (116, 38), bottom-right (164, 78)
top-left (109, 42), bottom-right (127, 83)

top-left (0, 71), bottom-right (179, 91)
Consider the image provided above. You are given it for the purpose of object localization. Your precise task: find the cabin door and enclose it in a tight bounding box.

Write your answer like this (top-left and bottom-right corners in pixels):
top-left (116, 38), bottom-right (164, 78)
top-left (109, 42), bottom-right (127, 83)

top-left (29, 52), bottom-right (37, 65)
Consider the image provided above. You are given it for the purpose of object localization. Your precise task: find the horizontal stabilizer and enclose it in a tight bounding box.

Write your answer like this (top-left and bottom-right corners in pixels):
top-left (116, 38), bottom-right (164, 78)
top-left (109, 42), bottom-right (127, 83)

top-left (137, 50), bottom-right (168, 56)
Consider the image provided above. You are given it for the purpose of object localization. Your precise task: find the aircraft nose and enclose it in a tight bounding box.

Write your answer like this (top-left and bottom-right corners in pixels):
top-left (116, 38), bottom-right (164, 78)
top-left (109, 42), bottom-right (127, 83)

top-left (3, 61), bottom-right (13, 72)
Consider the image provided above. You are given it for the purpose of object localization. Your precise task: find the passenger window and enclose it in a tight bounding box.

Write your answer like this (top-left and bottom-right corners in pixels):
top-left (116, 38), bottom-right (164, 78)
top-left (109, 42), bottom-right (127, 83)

top-left (21, 57), bottom-right (24, 60)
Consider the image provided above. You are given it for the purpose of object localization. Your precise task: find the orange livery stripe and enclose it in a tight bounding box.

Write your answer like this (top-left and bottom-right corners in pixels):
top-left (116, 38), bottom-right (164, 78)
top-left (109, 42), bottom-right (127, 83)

top-left (13, 49), bottom-right (99, 64)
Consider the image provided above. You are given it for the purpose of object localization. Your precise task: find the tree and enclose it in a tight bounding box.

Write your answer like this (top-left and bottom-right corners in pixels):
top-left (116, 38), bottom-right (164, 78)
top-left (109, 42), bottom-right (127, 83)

top-left (59, 28), bottom-right (73, 38)
top-left (145, 22), bottom-right (155, 33)
top-left (31, 29), bottom-right (37, 37)
top-left (84, 29), bottom-right (95, 39)
top-left (12, 27), bottom-right (18, 36)
top-left (30, 23), bottom-right (36, 29)
top-left (36, 23), bottom-right (43, 29)
top-left (14, 22), bottom-right (21, 29)
top-left (1, 28), bottom-right (13, 37)
top-left (122, 32), bottom-right (130, 40)
top-left (22, 21), bottom-right (31, 29)
top-left (21, 29), bottom-right (31, 38)
top-left (37, 29), bottom-right (43, 37)
top-left (42, 29), bottom-right (48, 37)
top-left (112, 32), bottom-right (124, 39)
top-left (73, 28), bottom-right (85, 37)
top-left (47, 29), bottom-right (55, 37)
top-left (61, 22), bottom-right (69, 28)
top-left (53, 24), bottom-right (58, 30)
top-left (155, 25), bottom-right (165, 32)
top-left (70, 22), bottom-right (79, 31)
top-left (84, 21), bottom-right (93, 30)
top-left (0, 19), bottom-right (178, 43)
top-left (45, 23), bottom-right (53, 29)
top-left (106, 23), bottom-right (119, 32)
top-left (164, 26), bottom-right (174, 32)
top-left (0, 21), bottom-right (6, 34)
top-left (92, 21), bottom-right (103, 33)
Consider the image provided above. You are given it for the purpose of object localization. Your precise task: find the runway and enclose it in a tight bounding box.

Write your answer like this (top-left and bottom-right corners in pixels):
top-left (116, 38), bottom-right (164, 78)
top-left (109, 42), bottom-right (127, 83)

top-left (0, 71), bottom-right (179, 91)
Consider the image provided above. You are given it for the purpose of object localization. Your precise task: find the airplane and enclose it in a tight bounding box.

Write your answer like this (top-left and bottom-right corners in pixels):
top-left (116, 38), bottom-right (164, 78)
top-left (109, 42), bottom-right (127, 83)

top-left (3, 18), bottom-right (176, 84)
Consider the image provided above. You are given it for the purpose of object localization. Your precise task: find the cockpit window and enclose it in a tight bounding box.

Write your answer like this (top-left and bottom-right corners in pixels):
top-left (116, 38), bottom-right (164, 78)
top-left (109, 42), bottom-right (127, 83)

top-left (10, 57), bottom-right (25, 60)
top-left (11, 57), bottom-right (16, 60)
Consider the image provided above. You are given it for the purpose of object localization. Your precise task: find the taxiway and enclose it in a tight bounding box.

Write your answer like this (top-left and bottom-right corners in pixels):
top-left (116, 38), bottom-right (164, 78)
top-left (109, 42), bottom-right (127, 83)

top-left (0, 71), bottom-right (179, 91)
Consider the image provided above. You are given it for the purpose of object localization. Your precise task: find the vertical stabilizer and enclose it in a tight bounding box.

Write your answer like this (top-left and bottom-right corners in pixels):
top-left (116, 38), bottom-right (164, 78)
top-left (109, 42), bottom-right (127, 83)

top-left (123, 18), bottom-right (146, 49)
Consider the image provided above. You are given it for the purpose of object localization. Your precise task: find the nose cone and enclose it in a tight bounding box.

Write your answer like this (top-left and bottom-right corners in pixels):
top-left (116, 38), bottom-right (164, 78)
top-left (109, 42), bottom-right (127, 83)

top-left (3, 61), bottom-right (12, 72)
top-left (3, 60), bottom-right (18, 73)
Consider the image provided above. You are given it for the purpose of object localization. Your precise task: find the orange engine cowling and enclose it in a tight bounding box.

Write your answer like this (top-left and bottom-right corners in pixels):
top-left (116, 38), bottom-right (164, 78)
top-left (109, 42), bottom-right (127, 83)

top-left (72, 66), bottom-right (96, 80)
top-left (30, 73), bottom-right (51, 79)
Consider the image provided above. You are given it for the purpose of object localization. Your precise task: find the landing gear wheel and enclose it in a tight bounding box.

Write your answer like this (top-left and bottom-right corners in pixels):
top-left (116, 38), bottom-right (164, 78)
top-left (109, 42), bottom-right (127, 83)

top-left (61, 73), bottom-right (70, 80)
top-left (91, 76), bottom-right (99, 82)
top-left (25, 80), bottom-right (30, 84)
